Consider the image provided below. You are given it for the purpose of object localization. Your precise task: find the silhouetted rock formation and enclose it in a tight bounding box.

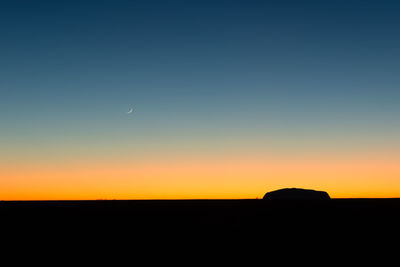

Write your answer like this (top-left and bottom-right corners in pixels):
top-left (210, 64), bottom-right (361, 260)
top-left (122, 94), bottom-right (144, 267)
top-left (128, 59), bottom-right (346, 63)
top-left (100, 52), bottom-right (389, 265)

top-left (263, 188), bottom-right (330, 200)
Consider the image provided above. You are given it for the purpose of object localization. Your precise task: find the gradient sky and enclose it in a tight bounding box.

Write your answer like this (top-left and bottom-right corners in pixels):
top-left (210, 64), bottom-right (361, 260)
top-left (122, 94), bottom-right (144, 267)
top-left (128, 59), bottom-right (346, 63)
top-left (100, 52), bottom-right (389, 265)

top-left (1, 0), bottom-right (400, 199)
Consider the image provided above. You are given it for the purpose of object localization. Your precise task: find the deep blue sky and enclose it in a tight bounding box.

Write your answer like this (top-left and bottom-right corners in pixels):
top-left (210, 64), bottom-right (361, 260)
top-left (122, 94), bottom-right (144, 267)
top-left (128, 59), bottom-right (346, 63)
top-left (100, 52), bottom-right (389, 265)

top-left (1, 0), bottom-right (400, 161)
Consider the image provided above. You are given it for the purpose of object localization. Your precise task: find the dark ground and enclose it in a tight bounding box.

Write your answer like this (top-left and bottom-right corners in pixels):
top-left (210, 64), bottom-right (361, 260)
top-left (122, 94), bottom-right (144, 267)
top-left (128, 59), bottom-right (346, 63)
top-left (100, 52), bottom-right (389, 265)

top-left (2, 199), bottom-right (399, 260)
top-left (2, 198), bottom-right (400, 234)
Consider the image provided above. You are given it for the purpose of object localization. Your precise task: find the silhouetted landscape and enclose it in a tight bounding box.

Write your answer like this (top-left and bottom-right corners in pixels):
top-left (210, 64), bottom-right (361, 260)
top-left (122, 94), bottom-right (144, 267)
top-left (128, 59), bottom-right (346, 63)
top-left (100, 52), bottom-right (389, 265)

top-left (3, 191), bottom-right (400, 256)
top-left (3, 197), bottom-right (398, 262)
top-left (3, 194), bottom-right (400, 240)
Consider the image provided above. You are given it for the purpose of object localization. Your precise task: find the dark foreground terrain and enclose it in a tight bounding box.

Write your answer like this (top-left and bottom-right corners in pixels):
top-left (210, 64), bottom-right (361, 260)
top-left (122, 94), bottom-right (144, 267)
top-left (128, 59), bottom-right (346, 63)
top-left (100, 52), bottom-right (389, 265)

top-left (2, 198), bottom-right (400, 235)
top-left (2, 199), bottom-right (400, 259)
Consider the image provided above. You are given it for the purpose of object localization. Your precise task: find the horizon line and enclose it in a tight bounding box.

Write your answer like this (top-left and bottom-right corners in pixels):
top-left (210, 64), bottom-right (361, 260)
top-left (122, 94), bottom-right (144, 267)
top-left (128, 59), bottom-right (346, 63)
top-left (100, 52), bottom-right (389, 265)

top-left (2, 197), bottom-right (400, 202)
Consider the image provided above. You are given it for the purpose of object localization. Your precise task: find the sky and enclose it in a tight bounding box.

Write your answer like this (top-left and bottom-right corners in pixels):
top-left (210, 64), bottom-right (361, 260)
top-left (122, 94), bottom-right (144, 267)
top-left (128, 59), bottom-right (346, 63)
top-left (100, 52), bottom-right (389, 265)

top-left (1, 0), bottom-right (400, 199)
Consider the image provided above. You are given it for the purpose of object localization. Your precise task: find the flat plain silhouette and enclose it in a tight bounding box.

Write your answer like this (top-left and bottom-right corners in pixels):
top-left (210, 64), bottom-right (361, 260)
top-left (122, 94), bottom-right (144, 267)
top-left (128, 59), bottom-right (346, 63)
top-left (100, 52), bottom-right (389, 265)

top-left (1, 188), bottom-right (400, 248)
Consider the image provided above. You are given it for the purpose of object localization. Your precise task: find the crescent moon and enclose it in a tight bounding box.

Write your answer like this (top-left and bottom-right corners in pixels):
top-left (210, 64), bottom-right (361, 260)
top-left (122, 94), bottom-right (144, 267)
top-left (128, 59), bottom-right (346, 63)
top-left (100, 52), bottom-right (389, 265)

top-left (127, 108), bottom-right (134, 114)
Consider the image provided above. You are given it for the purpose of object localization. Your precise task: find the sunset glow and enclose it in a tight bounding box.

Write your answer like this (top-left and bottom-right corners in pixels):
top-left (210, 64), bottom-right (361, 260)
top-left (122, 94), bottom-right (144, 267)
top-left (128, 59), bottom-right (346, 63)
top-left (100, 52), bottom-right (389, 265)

top-left (2, 152), bottom-right (400, 200)
top-left (1, 0), bottom-right (400, 200)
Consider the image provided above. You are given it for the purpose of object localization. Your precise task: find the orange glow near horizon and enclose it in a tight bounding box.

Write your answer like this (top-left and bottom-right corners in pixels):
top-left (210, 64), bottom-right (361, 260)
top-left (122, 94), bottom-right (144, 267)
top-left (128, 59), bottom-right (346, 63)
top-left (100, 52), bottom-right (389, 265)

top-left (1, 154), bottom-right (400, 200)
